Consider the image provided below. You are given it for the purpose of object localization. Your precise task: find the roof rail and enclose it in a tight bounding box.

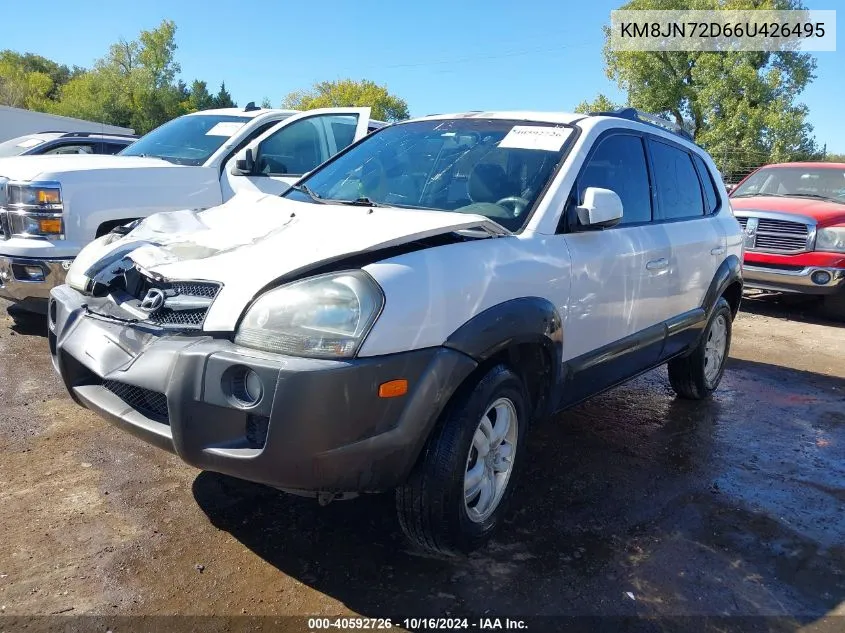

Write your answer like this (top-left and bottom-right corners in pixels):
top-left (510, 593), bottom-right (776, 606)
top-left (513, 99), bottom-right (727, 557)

top-left (589, 107), bottom-right (694, 142)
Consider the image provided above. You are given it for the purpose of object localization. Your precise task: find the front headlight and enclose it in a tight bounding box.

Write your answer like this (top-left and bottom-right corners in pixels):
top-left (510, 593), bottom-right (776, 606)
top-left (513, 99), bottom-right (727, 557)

top-left (7, 183), bottom-right (62, 207)
top-left (816, 226), bottom-right (845, 253)
top-left (234, 271), bottom-right (384, 358)
top-left (5, 182), bottom-right (63, 239)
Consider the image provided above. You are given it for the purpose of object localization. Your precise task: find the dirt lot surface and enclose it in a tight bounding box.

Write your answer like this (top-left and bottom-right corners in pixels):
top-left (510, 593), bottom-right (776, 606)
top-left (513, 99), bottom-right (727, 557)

top-left (0, 294), bottom-right (843, 632)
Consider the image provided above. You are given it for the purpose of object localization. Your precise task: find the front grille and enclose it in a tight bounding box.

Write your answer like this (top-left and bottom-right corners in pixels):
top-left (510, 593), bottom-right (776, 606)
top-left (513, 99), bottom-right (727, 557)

top-left (148, 307), bottom-right (207, 327)
top-left (0, 211), bottom-right (9, 240)
top-left (754, 234), bottom-right (808, 251)
top-left (757, 218), bottom-right (808, 235)
top-left (171, 282), bottom-right (219, 298)
top-left (102, 380), bottom-right (169, 424)
top-left (139, 280), bottom-right (221, 330)
top-left (737, 215), bottom-right (811, 254)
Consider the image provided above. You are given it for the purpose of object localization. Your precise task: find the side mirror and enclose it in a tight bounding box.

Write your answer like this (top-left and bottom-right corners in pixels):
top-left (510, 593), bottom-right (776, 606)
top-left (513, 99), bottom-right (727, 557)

top-left (231, 147), bottom-right (255, 176)
top-left (576, 187), bottom-right (623, 229)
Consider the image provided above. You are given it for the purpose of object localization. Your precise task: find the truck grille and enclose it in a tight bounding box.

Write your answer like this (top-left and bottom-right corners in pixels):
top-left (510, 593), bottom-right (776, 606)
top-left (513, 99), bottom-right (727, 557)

top-left (0, 211), bottom-right (9, 240)
top-left (102, 380), bottom-right (169, 424)
top-left (736, 215), bottom-right (811, 254)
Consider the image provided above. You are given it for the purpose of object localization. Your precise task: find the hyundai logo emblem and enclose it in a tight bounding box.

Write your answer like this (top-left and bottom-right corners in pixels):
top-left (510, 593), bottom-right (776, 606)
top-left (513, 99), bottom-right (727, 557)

top-left (139, 288), bottom-right (166, 313)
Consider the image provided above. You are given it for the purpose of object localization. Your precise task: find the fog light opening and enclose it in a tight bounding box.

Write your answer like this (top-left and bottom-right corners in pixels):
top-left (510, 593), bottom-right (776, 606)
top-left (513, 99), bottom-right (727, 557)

top-left (811, 270), bottom-right (832, 285)
top-left (226, 366), bottom-right (264, 408)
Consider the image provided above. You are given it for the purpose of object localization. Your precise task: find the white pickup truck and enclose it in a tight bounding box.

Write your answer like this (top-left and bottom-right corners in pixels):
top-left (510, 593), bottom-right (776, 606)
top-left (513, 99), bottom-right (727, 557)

top-left (0, 104), bottom-right (381, 321)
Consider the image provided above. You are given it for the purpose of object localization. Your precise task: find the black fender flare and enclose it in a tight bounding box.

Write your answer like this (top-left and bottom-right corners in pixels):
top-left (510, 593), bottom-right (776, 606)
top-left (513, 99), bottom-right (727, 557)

top-left (702, 254), bottom-right (743, 317)
top-left (443, 297), bottom-right (563, 418)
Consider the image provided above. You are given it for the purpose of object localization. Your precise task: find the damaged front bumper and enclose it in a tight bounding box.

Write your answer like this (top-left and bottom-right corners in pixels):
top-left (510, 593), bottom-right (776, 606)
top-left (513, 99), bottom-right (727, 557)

top-left (48, 284), bottom-right (476, 493)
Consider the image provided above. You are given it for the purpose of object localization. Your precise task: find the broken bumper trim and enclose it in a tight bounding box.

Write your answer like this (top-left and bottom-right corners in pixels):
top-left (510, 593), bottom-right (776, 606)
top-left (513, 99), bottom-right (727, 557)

top-left (49, 284), bottom-right (477, 493)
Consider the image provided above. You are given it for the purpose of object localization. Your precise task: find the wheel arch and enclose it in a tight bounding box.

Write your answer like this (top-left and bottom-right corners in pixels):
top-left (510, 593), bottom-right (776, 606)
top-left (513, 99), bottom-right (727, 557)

top-left (703, 254), bottom-right (743, 318)
top-left (443, 297), bottom-right (563, 422)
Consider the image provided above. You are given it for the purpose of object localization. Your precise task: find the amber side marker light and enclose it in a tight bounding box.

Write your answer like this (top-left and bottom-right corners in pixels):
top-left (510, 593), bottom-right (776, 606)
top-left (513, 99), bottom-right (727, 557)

top-left (39, 218), bottom-right (62, 234)
top-left (378, 379), bottom-right (408, 398)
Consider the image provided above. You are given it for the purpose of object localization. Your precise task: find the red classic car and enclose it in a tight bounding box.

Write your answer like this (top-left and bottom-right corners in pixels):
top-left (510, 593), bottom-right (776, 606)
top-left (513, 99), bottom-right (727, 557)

top-left (730, 162), bottom-right (845, 317)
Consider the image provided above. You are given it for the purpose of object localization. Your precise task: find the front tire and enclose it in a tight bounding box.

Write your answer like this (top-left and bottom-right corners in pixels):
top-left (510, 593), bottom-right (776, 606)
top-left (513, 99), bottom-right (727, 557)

top-left (396, 364), bottom-right (527, 556)
top-left (668, 297), bottom-right (732, 400)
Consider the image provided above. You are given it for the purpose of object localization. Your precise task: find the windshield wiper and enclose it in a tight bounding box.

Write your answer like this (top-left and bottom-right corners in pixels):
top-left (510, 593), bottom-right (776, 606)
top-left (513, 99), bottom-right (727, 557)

top-left (732, 193), bottom-right (787, 198)
top-left (780, 193), bottom-right (845, 204)
top-left (290, 184), bottom-right (332, 204)
top-left (331, 196), bottom-right (389, 208)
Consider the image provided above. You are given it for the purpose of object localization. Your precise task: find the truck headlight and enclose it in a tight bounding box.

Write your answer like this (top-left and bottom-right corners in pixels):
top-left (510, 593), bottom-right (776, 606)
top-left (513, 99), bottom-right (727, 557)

top-left (235, 271), bottom-right (384, 358)
top-left (816, 226), bottom-right (845, 253)
top-left (5, 182), bottom-right (63, 239)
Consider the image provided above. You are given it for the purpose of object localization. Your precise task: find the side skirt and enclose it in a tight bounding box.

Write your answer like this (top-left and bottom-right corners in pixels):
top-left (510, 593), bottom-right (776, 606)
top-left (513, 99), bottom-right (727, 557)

top-left (554, 308), bottom-right (706, 412)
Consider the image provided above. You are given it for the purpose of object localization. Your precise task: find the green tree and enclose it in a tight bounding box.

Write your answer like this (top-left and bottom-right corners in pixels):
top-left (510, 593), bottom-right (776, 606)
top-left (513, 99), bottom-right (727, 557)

top-left (574, 94), bottom-right (623, 114)
top-left (52, 20), bottom-right (187, 133)
top-left (186, 80), bottom-right (215, 111)
top-left (260, 97), bottom-right (273, 109)
top-left (824, 153), bottom-right (845, 163)
top-left (212, 82), bottom-right (236, 108)
top-left (602, 0), bottom-right (819, 178)
top-left (283, 79), bottom-right (409, 121)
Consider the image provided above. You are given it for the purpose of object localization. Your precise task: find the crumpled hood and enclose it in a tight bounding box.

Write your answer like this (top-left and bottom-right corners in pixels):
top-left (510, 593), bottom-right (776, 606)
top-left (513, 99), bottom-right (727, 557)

top-left (73, 191), bottom-right (509, 331)
top-left (0, 154), bottom-right (172, 181)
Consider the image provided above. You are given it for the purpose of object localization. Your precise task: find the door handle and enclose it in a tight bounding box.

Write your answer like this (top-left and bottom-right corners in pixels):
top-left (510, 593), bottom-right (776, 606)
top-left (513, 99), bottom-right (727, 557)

top-left (646, 258), bottom-right (669, 271)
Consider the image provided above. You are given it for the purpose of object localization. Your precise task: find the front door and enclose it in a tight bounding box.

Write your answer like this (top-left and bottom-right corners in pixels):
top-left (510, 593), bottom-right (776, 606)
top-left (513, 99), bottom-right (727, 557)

top-left (221, 107), bottom-right (371, 199)
top-left (560, 132), bottom-right (670, 405)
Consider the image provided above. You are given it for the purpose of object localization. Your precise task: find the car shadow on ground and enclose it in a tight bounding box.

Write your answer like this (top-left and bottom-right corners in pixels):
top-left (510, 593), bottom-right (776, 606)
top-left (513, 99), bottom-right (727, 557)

top-left (740, 291), bottom-right (843, 328)
top-left (5, 306), bottom-right (49, 337)
top-left (192, 365), bottom-right (844, 624)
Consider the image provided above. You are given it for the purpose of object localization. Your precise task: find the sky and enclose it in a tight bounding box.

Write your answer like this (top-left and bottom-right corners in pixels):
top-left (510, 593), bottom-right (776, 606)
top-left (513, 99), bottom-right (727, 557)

top-left (4, 0), bottom-right (845, 151)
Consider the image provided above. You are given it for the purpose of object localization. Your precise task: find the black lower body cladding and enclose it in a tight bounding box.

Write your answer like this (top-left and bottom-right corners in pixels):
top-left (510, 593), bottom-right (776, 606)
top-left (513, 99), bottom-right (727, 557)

top-left (48, 285), bottom-right (477, 493)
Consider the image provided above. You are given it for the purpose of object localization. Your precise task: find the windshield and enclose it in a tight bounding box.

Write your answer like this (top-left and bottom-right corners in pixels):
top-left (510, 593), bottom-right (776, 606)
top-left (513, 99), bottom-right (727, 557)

top-left (119, 114), bottom-right (250, 166)
top-left (285, 119), bottom-right (573, 231)
top-left (732, 166), bottom-right (845, 204)
top-left (0, 136), bottom-right (47, 157)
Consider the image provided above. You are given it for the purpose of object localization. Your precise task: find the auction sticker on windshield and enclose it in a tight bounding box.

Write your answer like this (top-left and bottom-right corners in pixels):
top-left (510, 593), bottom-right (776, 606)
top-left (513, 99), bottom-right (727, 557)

top-left (205, 122), bottom-right (246, 137)
top-left (498, 125), bottom-right (571, 151)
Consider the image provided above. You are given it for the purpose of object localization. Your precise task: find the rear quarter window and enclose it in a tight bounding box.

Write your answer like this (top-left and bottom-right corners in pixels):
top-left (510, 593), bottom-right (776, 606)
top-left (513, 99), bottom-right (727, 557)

top-left (692, 154), bottom-right (720, 214)
top-left (648, 139), bottom-right (705, 220)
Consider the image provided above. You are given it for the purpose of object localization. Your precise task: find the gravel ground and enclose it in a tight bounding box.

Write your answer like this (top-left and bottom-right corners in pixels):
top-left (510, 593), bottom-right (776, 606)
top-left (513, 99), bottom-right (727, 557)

top-left (0, 293), bottom-right (843, 632)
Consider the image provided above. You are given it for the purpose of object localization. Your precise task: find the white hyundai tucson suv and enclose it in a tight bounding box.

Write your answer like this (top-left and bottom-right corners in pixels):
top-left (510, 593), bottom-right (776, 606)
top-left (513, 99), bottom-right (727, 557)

top-left (49, 108), bottom-right (743, 555)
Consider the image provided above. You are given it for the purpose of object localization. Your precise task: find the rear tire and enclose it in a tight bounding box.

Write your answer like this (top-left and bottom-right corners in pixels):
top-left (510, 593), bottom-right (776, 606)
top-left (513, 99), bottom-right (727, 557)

top-left (668, 297), bottom-right (732, 400)
top-left (396, 364), bottom-right (528, 556)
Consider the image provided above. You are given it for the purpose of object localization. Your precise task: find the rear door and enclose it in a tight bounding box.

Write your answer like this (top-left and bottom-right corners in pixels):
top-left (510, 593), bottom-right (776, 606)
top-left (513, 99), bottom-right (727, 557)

top-left (221, 107), bottom-right (371, 199)
top-left (646, 138), bottom-right (723, 356)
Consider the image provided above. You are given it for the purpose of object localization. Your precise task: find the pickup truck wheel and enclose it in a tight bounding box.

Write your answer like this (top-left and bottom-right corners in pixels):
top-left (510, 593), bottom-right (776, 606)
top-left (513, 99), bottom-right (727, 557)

top-left (396, 364), bottom-right (527, 556)
top-left (668, 297), bottom-right (732, 400)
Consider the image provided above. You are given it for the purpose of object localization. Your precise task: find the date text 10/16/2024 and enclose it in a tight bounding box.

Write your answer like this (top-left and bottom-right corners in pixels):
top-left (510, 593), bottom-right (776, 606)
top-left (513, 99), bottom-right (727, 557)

top-left (307, 617), bottom-right (529, 630)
